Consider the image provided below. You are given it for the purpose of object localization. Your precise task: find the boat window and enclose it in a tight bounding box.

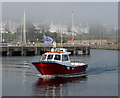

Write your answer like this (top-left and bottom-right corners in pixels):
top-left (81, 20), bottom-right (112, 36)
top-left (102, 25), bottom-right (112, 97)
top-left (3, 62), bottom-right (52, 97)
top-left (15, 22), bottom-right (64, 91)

top-left (47, 55), bottom-right (53, 60)
top-left (41, 54), bottom-right (47, 60)
top-left (62, 55), bottom-right (69, 61)
top-left (54, 54), bottom-right (61, 61)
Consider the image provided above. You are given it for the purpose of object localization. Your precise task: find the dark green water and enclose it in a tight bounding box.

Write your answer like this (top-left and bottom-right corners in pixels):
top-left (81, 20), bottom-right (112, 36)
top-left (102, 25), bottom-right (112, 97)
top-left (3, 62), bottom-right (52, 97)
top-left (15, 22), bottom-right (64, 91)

top-left (2, 49), bottom-right (118, 96)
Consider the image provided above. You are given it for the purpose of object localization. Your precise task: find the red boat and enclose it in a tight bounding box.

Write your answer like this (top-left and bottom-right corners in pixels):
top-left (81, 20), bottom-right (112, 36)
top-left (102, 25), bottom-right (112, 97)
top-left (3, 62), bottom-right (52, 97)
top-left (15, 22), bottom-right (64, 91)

top-left (32, 48), bottom-right (88, 76)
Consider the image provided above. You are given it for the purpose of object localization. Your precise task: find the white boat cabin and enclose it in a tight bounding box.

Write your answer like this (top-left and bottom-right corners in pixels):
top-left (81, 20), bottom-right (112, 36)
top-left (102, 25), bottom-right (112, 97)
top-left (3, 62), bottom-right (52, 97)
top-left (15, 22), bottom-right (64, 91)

top-left (41, 48), bottom-right (72, 66)
top-left (40, 48), bottom-right (87, 67)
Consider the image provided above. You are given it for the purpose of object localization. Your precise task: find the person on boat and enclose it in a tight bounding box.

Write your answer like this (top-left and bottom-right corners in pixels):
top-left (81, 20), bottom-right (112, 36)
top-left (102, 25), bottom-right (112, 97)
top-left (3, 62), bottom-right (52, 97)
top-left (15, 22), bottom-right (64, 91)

top-left (54, 55), bottom-right (60, 60)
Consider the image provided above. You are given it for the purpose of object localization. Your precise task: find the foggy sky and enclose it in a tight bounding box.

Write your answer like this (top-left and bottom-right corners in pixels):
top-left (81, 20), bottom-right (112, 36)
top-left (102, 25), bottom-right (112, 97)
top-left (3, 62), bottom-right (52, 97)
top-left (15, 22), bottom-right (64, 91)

top-left (2, 2), bottom-right (118, 25)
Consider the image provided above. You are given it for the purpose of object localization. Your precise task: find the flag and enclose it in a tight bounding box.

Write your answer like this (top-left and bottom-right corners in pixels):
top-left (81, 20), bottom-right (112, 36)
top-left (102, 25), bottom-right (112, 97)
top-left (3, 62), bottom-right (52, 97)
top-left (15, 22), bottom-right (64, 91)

top-left (44, 35), bottom-right (53, 44)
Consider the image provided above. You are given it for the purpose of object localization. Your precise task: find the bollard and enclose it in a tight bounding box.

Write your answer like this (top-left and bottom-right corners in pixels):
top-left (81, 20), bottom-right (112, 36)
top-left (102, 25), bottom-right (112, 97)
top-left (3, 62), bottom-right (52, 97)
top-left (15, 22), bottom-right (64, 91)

top-left (21, 47), bottom-right (26, 56)
top-left (85, 44), bottom-right (89, 55)
top-left (85, 47), bottom-right (88, 55)
top-left (21, 47), bottom-right (24, 56)
top-left (7, 47), bottom-right (10, 56)
top-left (35, 47), bottom-right (38, 55)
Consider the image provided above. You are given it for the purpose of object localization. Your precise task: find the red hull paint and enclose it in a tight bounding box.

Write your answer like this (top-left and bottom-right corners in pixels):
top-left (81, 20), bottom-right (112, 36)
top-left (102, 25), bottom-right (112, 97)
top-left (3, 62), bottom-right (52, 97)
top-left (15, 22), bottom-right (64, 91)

top-left (32, 62), bottom-right (87, 75)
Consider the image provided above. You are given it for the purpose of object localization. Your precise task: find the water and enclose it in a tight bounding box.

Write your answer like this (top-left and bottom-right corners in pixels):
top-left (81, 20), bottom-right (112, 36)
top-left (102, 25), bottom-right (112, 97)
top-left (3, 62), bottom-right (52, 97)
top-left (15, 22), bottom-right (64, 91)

top-left (2, 49), bottom-right (118, 96)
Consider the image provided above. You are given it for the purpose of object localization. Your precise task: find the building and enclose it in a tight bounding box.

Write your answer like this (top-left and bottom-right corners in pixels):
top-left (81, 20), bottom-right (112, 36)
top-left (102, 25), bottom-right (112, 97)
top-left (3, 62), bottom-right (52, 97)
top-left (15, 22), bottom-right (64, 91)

top-left (0, 23), bottom-right (8, 34)
top-left (49, 22), bottom-right (68, 34)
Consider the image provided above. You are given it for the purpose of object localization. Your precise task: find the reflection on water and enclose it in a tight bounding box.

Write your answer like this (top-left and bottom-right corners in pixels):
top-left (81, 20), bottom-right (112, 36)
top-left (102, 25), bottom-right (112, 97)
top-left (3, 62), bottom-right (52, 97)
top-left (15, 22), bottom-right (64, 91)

top-left (34, 75), bottom-right (87, 96)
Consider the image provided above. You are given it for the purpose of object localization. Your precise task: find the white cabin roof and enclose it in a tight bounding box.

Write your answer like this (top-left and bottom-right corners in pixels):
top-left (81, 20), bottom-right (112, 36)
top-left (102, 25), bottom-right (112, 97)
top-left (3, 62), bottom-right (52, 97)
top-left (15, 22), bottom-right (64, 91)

top-left (45, 52), bottom-right (71, 55)
top-left (44, 48), bottom-right (71, 55)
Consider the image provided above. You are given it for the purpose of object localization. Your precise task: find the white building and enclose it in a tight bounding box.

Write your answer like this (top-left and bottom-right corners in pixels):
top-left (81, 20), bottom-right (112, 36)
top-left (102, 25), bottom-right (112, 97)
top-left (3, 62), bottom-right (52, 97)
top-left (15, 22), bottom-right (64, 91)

top-left (0, 23), bottom-right (8, 34)
top-left (49, 22), bottom-right (68, 34)
top-left (49, 22), bottom-right (57, 33)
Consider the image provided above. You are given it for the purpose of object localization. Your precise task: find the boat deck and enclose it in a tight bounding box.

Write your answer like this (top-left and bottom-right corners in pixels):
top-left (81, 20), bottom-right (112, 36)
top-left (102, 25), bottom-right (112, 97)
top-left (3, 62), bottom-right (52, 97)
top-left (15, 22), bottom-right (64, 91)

top-left (71, 61), bottom-right (87, 67)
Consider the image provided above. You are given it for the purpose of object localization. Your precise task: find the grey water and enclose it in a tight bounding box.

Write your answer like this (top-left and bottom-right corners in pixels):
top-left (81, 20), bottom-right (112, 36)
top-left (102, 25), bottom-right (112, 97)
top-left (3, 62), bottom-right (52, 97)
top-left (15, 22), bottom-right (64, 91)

top-left (2, 49), bottom-right (118, 96)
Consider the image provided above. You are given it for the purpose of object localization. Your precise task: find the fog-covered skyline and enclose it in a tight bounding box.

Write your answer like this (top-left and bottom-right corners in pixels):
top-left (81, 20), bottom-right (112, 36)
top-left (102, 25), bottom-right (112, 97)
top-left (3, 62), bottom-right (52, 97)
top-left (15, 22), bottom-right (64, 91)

top-left (2, 2), bottom-right (118, 26)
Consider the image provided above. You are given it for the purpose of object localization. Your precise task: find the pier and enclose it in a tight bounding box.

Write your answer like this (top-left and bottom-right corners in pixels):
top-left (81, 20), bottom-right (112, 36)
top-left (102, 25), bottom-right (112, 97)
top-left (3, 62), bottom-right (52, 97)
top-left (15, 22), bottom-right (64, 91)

top-left (0, 43), bottom-right (90, 56)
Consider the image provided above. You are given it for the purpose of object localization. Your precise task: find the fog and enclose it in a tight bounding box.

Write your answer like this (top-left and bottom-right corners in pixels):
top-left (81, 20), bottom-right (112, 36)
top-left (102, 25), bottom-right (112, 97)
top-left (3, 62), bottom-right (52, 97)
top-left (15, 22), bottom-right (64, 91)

top-left (2, 2), bottom-right (117, 25)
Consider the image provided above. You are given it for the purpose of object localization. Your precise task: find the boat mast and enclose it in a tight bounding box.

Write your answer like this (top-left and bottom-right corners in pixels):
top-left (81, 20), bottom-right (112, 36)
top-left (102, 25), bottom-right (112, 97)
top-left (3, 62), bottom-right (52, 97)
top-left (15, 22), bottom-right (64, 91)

top-left (23, 8), bottom-right (26, 44)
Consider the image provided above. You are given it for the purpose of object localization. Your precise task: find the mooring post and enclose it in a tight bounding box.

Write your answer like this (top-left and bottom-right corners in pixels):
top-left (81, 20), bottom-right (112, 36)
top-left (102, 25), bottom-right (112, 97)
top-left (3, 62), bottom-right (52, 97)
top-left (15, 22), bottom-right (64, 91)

top-left (9, 49), bottom-right (13, 56)
top-left (7, 47), bottom-right (10, 56)
top-left (88, 47), bottom-right (90, 55)
top-left (37, 49), bottom-right (40, 55)
top-left (35, 46), bottom-right (37, 55)
top-left (85, 45), bottom-right (88, 55)
top-left (21, 47), bottom-right (24, 56)
top-left (73, 47), bottom-right (76, 55)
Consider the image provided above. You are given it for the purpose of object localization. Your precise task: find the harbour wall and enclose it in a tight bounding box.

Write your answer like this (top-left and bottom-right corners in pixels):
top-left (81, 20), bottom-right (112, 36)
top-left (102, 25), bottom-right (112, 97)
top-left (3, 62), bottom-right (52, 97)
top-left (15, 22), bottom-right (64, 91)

top-left (0, 44), bottom-right (90, 56)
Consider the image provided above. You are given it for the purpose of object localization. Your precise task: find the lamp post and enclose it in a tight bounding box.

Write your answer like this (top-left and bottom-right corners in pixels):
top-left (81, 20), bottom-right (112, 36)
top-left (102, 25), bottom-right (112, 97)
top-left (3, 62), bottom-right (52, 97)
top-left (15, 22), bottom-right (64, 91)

top-left (61, 26), bottom-right (63, 45)
top-left (72, 11), bottom-right (76, 55)
top-left (72, 11), bottom-right (75, 45)
top-left (0, 23), bottom-right (2, 42)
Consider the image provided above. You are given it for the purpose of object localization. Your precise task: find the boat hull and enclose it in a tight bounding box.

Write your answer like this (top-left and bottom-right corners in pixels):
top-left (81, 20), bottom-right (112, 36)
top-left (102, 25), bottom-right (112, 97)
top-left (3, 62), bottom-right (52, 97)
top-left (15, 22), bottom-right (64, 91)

top-left (32, 61), bottom-right (88, 75)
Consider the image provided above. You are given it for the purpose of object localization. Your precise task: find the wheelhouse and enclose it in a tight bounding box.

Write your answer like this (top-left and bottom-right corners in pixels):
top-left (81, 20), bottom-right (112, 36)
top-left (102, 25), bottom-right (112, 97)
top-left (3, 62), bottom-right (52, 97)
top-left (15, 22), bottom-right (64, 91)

top-left (41, 52), bottom-right (71, 62)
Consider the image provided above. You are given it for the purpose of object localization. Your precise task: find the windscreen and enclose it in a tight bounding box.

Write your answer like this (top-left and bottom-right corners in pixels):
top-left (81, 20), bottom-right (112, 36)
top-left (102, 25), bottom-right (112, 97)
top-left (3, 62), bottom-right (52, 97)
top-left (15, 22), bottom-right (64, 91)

top-left (41, 54), bottom-right (47, 60)
top-left (47, 55), bottom-right (53, 60)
